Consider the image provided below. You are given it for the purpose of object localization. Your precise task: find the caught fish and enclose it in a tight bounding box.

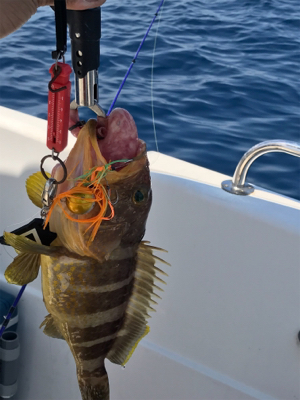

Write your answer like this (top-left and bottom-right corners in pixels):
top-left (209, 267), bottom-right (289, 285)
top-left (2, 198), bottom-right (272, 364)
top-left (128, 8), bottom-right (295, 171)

top-left (4, 108), bottom-right (169, 400)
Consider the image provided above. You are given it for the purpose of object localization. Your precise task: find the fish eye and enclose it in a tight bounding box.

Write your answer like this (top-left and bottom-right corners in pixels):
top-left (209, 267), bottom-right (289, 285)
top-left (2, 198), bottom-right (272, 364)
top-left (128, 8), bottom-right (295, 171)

top-left (133, 189), bottom-right (147, 205)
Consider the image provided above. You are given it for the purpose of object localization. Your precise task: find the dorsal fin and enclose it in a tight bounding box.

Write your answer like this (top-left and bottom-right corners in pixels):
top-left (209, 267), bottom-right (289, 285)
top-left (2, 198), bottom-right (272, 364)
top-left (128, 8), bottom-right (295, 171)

top-left (107, 242), bottom-right (169, 366)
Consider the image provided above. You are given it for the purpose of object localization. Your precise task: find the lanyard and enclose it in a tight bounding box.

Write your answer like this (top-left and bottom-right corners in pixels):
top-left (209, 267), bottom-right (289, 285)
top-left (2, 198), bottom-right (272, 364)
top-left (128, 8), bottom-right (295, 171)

top-left (52, 0), bottom-right (67, 61)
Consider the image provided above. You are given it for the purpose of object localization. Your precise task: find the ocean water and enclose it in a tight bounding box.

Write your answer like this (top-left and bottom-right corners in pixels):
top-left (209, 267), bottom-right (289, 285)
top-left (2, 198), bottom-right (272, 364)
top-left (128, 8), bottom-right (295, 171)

top-left (0, 0), bottom-right (299, 199)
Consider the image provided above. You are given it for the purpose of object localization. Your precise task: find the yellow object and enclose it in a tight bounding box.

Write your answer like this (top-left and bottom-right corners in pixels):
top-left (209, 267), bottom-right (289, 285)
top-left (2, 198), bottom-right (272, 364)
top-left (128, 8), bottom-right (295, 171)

top-left (66, 193), bottom-right (95, 214)
top-left (26, 171), bottom-right (50, 208)
top-left (44, 176), bottom-right (114, 246)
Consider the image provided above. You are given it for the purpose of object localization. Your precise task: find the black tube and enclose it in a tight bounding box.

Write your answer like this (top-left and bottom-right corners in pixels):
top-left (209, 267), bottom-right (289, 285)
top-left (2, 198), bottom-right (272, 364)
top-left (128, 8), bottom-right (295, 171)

top-left (0, 331), bottom-right (20, 398)
top-left (67, 8), bottom-right (101, 79)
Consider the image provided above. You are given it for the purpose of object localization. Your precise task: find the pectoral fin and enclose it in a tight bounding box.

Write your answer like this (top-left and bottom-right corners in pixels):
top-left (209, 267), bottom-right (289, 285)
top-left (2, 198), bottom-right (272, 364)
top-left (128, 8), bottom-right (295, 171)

top-left (5, 252), bottom-right (40, 285)
top-left (4, 232), bottom-right (58, 256)
top-left (3, 226), bottom-right (59, 286)
top-left (40, 314), bottom-right (65, 340)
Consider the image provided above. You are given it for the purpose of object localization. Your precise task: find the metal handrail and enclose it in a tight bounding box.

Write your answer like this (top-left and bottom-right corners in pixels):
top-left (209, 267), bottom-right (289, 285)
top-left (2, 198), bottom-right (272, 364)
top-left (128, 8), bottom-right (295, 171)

top-left (222, 140), bottom-right (300, 195)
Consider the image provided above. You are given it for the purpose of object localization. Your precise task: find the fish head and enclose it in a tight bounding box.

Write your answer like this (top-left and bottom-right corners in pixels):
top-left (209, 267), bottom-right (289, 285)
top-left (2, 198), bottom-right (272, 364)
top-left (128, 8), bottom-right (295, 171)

top-left (49, 108), bottom-right (152, 259)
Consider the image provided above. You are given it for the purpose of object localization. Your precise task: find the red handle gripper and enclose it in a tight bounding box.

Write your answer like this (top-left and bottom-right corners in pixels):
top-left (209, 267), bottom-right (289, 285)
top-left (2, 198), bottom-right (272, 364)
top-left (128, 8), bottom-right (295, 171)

top-left (47, 62), bottom-right (72, 153)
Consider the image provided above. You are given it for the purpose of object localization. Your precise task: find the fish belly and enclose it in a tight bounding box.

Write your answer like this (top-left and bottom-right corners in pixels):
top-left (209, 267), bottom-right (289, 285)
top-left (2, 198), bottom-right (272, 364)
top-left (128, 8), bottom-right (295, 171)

top-left (41, 253), bottom-right (136, 400)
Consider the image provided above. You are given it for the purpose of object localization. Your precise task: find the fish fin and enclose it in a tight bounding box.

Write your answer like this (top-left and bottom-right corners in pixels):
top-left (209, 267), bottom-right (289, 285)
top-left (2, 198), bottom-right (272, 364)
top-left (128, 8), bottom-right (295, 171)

top-left (4, 252), bottom-right (40, 285)
top-left (26, 171), bottom-right (50, 208)
top-left (107, 323), bottom-right (150, 366)
top-left (40, 314), bottom-right (65, 340)
top-left (4, 232), bottom-right (57, 256)
top-left (107, 241), bottom-right (169, 366)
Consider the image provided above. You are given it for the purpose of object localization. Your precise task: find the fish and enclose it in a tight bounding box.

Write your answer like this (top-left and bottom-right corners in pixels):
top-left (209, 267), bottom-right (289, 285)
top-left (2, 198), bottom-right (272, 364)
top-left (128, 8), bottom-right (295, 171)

top-left (4, 108), bottom-right (169, 400)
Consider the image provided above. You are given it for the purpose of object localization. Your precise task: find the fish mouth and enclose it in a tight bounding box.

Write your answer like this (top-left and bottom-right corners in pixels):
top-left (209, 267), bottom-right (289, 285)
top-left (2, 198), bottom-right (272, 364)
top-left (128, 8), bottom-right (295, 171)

top-left (52, 108), bottom-right (146, 193)
top-left (94, 108), bottom-right (144, 169)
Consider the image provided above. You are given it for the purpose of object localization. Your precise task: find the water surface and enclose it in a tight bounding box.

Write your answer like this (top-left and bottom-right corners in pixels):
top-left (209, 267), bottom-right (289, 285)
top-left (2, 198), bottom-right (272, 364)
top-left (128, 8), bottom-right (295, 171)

top-left (0, 0), bottom-right (299, 198)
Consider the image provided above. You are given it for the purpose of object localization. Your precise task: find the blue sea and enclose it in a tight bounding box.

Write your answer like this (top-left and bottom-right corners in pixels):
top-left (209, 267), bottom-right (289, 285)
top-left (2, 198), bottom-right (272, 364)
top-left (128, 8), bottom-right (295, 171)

top-left (0, 0), bottom-right (299, 199)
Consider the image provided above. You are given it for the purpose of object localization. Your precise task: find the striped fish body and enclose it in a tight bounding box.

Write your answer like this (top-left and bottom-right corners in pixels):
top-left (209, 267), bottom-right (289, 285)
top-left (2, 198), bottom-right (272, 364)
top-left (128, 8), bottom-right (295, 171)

top-left (41, 250), bottom-right (137, 400)
top-left (4, 115), bottom-right (169, 400)
top-left (41, 151), bottom-right (153, 400)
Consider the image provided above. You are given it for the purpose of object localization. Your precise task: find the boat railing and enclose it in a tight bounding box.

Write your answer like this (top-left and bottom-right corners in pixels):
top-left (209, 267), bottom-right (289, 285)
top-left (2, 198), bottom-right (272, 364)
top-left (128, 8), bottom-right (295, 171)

top-left (222, 140), bottom-right (300, 196)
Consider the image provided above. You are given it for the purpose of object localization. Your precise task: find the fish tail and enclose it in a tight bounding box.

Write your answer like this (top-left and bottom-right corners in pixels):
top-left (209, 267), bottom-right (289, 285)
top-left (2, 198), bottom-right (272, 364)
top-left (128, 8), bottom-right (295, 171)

top-left (77, 367), bottom-right (110, 400)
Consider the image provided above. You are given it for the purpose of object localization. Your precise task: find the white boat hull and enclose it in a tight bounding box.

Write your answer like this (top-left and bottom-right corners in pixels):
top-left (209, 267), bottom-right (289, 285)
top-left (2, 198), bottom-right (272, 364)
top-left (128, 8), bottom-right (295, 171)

top-left (0, 107), bottom-right (299, 400)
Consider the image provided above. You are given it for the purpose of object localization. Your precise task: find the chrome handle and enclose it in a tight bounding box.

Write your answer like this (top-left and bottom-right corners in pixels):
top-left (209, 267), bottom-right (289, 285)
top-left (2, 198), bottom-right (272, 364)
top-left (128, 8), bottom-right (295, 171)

top-left (222, 140), bottom-right (300, 195)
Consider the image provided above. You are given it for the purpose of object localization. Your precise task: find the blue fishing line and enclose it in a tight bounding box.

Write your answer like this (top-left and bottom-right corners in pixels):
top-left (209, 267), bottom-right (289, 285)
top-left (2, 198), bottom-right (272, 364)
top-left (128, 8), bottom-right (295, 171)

top-left (106, 0), bottom-right (165, 116)
top-left (0, 284), bottom-right (26, 338)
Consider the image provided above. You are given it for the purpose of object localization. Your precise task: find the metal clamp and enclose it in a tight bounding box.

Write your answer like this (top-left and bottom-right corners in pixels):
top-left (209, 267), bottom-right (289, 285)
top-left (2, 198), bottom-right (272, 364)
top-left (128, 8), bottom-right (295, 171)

top-left (42, 178), bottom-right (57, 208)
top-left (41, 178), bottom-right (58, 220)
top-left (70, 99), bottom-right (106, 118)
top-left (222, 140), bottom-right (300, 196)
top-left (68, 8), bottom-right (105, 118)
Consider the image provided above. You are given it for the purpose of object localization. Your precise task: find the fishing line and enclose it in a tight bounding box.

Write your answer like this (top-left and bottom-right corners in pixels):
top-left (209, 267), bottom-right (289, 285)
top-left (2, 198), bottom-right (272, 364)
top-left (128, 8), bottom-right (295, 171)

top-left (4, 211), bottom-right (41, 231)
top-left (0, 285), bottom-right (26, 338)
top-left (106, 0), bottom-right (165, 116)
top-left (151, 0), bottom-right (165, 152)
top-left (2, 245), bottom-right (14, 260)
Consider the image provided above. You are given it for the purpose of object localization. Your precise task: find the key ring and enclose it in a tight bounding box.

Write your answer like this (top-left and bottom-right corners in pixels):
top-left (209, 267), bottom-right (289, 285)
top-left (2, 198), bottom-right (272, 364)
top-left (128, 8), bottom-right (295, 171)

top-left (40, 152), bottom-right (67, 184)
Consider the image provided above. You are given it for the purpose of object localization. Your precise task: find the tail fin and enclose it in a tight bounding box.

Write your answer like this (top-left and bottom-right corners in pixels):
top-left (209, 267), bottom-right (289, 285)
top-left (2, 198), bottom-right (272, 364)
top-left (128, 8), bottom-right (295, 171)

top-left (77, 368), bottom-right (110, 400)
